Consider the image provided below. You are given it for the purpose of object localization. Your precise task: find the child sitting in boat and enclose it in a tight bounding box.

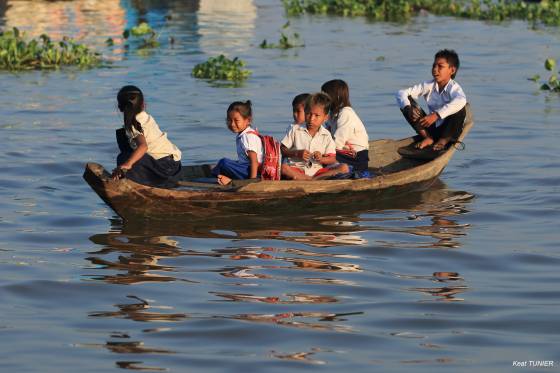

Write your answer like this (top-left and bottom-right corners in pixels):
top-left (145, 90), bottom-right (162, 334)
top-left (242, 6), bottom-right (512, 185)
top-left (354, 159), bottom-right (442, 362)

top-left (211, 100), bottom-right (263, 186)
top-left (281, 93), bottom-right (309, 136)
top-left (280, 92), bottom-right (349, 180)
top-left (291, 93), bottom-right (309, 128)
top-left (396, 49), bottom-right (467, 151)
top-left (321, 79), bottom-right (370, 174)
top-left (112, 85), bottom-right (182, 187)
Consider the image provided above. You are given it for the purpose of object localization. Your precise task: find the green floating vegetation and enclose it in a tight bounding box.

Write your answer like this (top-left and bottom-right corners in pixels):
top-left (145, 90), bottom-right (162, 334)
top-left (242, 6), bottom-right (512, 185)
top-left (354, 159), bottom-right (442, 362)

top-left (192, 55), bottom-right (251, 82)
top-left (260, 21), bottom-right (305, 49)
top-left (531, 58), bottom-right (560, 92)
top-left (283, 0), bottom-right (560, 26)
top-left (123, 22), bottom-right (160, 49)
top-left (260, 31), bottom-right (304, 49)
top-left (0, 27), bottom-right (101, 71)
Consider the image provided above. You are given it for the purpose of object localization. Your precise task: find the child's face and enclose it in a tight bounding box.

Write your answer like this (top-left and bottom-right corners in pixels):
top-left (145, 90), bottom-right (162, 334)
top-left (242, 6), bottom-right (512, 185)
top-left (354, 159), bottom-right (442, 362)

top-left (432, 57), bottom-right (456, 86)
top-left (305, 104), bottom-right (329, 130)
top-left (227, 111), bottom-right (251, 133)
top-left (292, 103), bottom-right (305, 124)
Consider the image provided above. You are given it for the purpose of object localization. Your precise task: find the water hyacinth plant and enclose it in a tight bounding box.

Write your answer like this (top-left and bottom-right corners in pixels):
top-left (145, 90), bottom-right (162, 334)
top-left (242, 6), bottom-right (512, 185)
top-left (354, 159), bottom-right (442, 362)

top-left (192, 55), bottom-right (251, 82)
top-left (530, 58), bottom-right (560, 92)
top-left (260, 31), bottom-right (305, 49)
top-left (0, 27), bottom-right (101, 70)
top-left (283, 0), bottom-right (560, 26)
top-left (123, 22), bottom-right (160, 49)
top-left (260, 21), bottom-right (305, 49)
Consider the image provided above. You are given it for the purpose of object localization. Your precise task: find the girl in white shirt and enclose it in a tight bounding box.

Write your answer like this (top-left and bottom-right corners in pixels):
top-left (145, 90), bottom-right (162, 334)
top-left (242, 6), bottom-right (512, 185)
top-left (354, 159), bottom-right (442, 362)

top-left (321, 79), bottom-right (370, 172)
top-left (211, 101), bottom-right (263, 186)
top-left (112, 85), bottom-right (182, 187)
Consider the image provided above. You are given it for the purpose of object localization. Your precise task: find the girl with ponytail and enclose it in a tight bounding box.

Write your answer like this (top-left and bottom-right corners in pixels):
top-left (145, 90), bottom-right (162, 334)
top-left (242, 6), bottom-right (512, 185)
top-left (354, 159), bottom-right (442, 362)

top-left (113, 85), bottom-right (182, 187)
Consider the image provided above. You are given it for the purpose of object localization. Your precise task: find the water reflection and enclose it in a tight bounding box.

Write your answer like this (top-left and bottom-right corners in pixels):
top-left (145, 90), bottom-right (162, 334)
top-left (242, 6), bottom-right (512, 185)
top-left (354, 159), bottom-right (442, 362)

top-left (223, 311), bottom-right (362, 333)
top-left (84, 183), bottom-right (474, 368)
top-left (116, 361), bottom-right (167, 371)
top-left (86, 181), bottom-right (474, 288)
top-left (0, 0), bottom-right (256, 55)
top-left (210, 291), bottom-right (338, 304)
top-left (407, 271), bottom-right (468, 302)
top-left (0, 0), bottom-right (126, 41)
top-left (89, 295), bottom-right (187, 322)
top-left (197, 0), bottom-right (256, 54)
top-left (85, 234), bottom-right (185, 285)
top-left (270, 347), bottom-right (329, 365)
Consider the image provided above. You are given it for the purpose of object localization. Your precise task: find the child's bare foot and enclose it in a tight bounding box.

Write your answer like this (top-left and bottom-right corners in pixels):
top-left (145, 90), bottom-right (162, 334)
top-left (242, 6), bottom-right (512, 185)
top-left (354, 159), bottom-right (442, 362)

top-left (217, 174), bottom-right (232, 185)
top-left (415, 137), bottom-right (434, 149)
top-left (433, 139), bottom-right (448, 151)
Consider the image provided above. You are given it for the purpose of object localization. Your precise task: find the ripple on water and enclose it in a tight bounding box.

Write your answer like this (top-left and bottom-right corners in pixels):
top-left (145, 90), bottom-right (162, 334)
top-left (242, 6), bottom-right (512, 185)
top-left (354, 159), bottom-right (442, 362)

top-left (1, 0), bottom-right (560, 371)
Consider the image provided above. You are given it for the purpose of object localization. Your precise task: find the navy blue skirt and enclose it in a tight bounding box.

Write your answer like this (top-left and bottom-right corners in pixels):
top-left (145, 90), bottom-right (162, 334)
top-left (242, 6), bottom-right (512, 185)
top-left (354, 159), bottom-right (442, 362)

top-left (336, 149), bottom-right (369, 172)
top-left (116, 128), bottom-right (181, 187)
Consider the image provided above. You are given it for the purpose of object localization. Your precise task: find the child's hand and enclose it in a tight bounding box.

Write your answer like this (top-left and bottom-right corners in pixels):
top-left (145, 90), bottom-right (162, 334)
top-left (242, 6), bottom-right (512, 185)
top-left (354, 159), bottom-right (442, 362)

top-left (312, 151), bottom-right (322, 162)
top-left (299, 150), bottom-right (311, 161)
top-left (407, 105), bottom-right (423, 123)
top-left (112, 163), bottom-right (131, 180)
top-left (111, 166), bottom-right (128, 180)
top-left (418, 112), bottom-right (439, 128)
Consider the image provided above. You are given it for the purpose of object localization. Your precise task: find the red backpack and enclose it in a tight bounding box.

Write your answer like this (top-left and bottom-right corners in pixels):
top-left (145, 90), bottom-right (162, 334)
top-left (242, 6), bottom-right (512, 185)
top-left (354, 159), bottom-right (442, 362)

top-left (248, 130), bottom-right (282, 181)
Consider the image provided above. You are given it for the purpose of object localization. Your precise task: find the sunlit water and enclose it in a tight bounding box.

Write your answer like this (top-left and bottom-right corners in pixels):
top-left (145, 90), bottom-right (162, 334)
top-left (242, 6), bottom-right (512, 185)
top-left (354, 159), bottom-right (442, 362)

top-left (1, 1), bottom-right (559, 372)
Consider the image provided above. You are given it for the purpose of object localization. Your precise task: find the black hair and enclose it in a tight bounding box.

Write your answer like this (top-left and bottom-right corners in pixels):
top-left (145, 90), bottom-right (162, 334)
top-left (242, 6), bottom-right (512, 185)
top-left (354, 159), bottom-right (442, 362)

top-left (117, 85), bottom-right (144, 133)
top-left (292, 93), bottom-right (310, 108)
top-left (304, 92), bottom-right (331, 115)
top-left (435, 49), bottom-right (460, 79)
top-left (320, 79), bottom-right (351, 117)
top-left (227, 100), bottom-right (253, 119)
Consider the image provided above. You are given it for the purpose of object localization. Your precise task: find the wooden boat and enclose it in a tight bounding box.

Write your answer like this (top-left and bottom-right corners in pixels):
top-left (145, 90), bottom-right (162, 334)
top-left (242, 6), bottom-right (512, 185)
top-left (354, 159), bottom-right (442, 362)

top-left (84, 108), bottom-right (473, 221)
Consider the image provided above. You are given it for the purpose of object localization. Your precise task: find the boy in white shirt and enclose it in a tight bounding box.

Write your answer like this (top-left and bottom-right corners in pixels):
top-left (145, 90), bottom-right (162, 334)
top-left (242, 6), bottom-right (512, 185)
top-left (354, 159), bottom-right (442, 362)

top-left (281, 93), bottom-right (349, 180)
top-left (396, 49), bottom-right (467, 151)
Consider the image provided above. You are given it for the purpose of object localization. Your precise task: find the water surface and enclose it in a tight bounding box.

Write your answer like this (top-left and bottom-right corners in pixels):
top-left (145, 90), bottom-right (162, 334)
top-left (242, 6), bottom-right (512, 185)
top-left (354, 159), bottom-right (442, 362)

top-left (0, 1), bottom-right (559, 372)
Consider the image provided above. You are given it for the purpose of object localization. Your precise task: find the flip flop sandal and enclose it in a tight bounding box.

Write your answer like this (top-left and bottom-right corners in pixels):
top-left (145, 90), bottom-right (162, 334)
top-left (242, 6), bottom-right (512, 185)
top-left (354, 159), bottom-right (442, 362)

top-left (398, 145), bottom-right (445, 160)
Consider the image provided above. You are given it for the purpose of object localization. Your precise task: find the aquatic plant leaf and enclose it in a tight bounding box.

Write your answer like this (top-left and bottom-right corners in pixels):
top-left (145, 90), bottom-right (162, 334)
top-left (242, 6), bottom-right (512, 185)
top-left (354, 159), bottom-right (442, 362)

top-left (191, 54), bottom-right (251, 82)
top-left (130, 22), bottom-right (153, 37)
top-left (0, 30), bottom-right (101, 70)
top-left (545, 58), bottom-right (556, 71)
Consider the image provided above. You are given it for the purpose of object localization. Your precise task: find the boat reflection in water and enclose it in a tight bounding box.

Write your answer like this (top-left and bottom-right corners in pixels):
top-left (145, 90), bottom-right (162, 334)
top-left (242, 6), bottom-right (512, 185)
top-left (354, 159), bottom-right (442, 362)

top-left (84, 180), bottom-right (473, 368)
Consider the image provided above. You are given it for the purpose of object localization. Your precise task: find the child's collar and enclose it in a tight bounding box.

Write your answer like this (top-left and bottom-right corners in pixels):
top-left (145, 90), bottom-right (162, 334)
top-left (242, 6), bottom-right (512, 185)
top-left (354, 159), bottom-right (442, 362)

top-left (435, 78), bottom-right (453, 93)
top-left (237, 126), bottom-right (254, 136)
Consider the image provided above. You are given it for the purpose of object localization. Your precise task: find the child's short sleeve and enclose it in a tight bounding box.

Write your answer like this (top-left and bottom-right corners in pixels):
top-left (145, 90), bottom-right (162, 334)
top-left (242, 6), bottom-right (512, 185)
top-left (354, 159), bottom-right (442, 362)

top-left (241, 132), bottom-right (262, 154)
top-left (280, 125), bottom-right (296, 149)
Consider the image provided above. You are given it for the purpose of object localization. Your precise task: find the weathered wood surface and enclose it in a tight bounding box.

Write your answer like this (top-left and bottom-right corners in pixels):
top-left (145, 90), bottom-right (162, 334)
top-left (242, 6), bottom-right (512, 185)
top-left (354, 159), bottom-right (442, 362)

top-left (83, 109), bottom-right (473, 221)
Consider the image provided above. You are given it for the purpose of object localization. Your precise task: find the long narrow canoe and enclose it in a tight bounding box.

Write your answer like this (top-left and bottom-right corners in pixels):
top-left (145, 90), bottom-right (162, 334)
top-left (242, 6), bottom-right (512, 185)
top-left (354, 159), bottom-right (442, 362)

top-left (84, 109), bottom-right (473, 221)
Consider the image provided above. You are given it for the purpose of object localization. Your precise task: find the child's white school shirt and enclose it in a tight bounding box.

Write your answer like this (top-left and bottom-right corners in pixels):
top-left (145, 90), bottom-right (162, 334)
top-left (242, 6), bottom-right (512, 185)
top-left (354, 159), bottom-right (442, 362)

top-left (236, 126), bottom-right (263, 164)
top-left (126, 111), bottom-right (182, 161)
top-left (281, 124), bottom-right (336, 176)
top-left (325, 106), bottom-right (369, 153)
top-left (396, 79), bottom-right (467, 127)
